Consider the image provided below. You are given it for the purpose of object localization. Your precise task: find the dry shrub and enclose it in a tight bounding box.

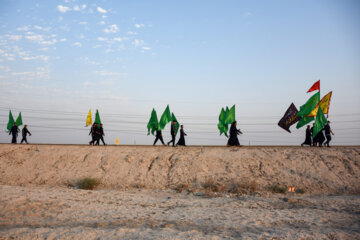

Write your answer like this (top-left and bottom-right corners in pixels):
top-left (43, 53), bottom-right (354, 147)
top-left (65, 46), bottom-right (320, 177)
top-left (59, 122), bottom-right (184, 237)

top-left (77, 177), bottom-right (100, 190)
top-left (197, 178), bottom-right (258, 197)
top-left (249, 180), bottom-right (258, 193)
top-left (202, 178), bottom-right (226, 193)
top-left (270, 184), bottom-right (286, 193)
top-left (296, 188), bottom-right (305, 194)
top-left (131, 183), bottom-right (146, 189)
top-left (173, 183), bottom-right (190, 193)
top-left (227, 179), bottom-right (258, 195)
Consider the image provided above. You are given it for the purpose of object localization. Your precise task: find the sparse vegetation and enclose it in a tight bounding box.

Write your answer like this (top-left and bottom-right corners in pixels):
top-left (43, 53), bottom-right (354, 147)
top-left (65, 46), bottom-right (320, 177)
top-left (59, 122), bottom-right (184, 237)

top-left (270, 184), bottom-right (287, 193)
top-left (227, 179), bottom-right (258, 195)
top-left (197, 178), bottom-right (259, 197)
top-left (202, 178), bottom-right (226, 193)
top-left (77, 177), bottom-right (100, 190)
top-left (173, 183), bottom-right (190, 193)
top-left (131, 183), bottom-right (146, 189)
top-left (296, 188), bottom-right (306, 194)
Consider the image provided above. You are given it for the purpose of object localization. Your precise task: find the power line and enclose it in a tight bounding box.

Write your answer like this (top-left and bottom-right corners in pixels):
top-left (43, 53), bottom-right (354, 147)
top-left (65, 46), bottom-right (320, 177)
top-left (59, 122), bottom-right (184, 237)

top-left (1, 114), bottom-right (359, 126)
top-left (1, 106), bottom-right (360, 120)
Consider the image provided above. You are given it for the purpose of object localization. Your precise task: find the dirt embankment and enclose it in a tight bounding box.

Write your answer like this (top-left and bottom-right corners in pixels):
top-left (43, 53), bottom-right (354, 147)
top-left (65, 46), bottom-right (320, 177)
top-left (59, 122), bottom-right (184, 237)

top-left (0, 145), bottom-right (359, 194)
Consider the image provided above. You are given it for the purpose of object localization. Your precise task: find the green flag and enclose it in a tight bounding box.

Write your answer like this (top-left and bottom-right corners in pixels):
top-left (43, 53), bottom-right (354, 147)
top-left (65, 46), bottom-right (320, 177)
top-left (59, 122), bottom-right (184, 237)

top-left (15, 112), bottom-right (23, 127)
top-left (218, 108), bottom-right (225, 134)
top-left (158, 105), bottom-right (171, 130)
top-left (147, 109), bottom-right (158, 135)
top-left (7, 110), bottom-right (15, 131)
top-left (297, 92), bottom-right (320, 117)
top-left (171, 113), bottom-right (180, 135)
top-left (224, 104), bottom-right (235, 124)
top-left (94, 110), bottom-right (102, 125)
top-left (296, 116), bottom-right (314, 129)
top-left (313, 107), bottom-right (327, 138)
top-left (217, 108), bottom-right (229, 137)
top-left (225, 107), bottom-right (229, 119)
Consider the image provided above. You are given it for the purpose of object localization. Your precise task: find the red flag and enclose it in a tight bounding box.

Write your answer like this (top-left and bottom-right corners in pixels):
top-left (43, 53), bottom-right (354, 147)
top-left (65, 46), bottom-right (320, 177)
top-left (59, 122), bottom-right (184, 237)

top-left (307, 80), bottom-right (320, 93)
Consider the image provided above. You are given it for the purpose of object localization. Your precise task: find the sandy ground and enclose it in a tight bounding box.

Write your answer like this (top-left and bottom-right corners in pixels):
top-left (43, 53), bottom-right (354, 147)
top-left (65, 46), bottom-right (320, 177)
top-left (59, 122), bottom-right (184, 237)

top-left (0, 145), bottom-right (359, 239)
top-left (0, 185), bottom-right (359, 239)
top-left (0, 145), bottom-right (359, 194)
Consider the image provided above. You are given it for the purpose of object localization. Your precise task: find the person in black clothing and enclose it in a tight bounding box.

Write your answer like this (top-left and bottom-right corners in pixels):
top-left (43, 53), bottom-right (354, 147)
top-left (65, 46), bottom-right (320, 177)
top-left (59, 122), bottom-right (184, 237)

top-left (20, 125), bottom-right (31, 144)
top-left (176, 125), bottom-right (187, 146)
top-left (227, 121), bottom-right (242, 147)
top-left (153, 128), bottom-right (166, 146)
top-left (324, 121), bottom-right (334, 147)
top-left (9, 122), bottom-right (19, 144)
top-left (317, 128), bottom-right (326, 147)
top-left (94, 125), bottom-right (102, 145)
top-left (311, 124), bottom-right (318, 146)
top-left (89, 123), bottom-right (99, 145)
top-left (167, 120), bottom-right (177, 147)
top-left (96, 124), bottom-right (106, 145)
top-left (301, 125), bottom-right (312, 147)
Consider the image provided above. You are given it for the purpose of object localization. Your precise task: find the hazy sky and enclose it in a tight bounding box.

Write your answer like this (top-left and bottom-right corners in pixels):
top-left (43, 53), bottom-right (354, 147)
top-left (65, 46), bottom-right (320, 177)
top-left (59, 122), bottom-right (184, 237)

top-left (0, 0), bottom-right (359, 145)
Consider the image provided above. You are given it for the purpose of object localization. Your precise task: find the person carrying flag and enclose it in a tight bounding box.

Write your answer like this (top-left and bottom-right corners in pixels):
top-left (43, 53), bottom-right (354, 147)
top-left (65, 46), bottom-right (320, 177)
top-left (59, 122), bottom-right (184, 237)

top-left (9, 122), bottom-right (19, 144)
top-left (96, 124), bottom-right (106, 146)
top-left (227, 121), bottom-right (242, 147)
top-left (89, 123), bottom-right (99, 145)
top-left (301, 125), bottom-right (312, 147)
top-left (167, 120), bottom-right (177, 147)
top-left (153, 128), bottom-right (166, 146)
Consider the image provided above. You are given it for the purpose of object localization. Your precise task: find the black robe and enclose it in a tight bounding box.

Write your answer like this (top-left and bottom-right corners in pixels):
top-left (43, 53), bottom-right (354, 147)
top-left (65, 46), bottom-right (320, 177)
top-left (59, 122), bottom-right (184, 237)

top-left (318, 130), bottom-right (326, 146)
top-left (302, 128), bottom-right (312, 146)
top-left (21, 127), bottom-right (31, 144)
top-left (89, 125), bottom-right (99, 145)
top-left (311, 127), bottom-right (318, 145)
top-left (227, 124), bottom-right (242, 146)
top-left (177, 129), bottom-right (187, 146)
top-left (96, 127), bottom-right (105, 145)
top-left (153, 130), bottom-right (165, 145)
top-left (9, 126), bottom-right (19, 143)
top-left (22, 127), bottom-right (31, 137)
top-left (313, 129), bottom-right (325, 146)
top-left (167, 124), bottom-right (176, 146)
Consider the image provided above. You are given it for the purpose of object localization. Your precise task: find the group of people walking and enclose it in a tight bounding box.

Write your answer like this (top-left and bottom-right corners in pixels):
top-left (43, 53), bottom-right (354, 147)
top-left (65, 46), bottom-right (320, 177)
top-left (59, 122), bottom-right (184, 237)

top-left (8, 123), bottom-right (32, 144)
top-left (6, 120), bottom-right (244, 147)
top-left (153, 120), bottom-right (188, 146)
top-left (89, 123), bottom-right (106, 145)
top-left (301, 121), bottom-right (334, 147)
top-left (152, 120), bottom-right (243, 147)
top-left (8, 120), bottom-right (336, 148)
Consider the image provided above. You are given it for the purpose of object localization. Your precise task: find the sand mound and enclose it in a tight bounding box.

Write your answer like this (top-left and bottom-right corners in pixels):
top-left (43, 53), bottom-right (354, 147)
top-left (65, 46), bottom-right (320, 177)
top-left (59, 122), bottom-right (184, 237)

top-left (0, 145), bottom-right (359, 194)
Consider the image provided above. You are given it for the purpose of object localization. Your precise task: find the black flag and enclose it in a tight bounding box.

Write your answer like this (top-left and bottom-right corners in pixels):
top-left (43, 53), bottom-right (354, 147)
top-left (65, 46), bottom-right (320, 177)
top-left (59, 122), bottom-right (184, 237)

top-left (278, 103), bottom-right (300, 133)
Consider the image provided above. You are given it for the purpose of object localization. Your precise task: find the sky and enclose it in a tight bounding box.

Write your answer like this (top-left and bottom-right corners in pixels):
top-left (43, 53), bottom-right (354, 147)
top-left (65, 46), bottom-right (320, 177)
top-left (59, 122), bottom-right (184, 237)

top-left (0, 0), bottom-right (359, 145)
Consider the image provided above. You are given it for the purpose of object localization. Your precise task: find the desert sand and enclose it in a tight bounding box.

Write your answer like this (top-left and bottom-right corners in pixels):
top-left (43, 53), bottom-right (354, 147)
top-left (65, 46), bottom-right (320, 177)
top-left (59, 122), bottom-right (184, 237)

top-left (0, 144), bottom-right (359, 193)
top-left (0, 144), bottom-right (359, 239)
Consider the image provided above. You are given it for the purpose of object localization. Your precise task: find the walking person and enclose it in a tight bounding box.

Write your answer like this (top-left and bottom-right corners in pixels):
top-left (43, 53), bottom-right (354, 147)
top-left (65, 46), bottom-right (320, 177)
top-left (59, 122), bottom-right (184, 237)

top-left (324, 121), bottom-right (334, 147)
top-left (153, 128), bottom-right (166, 146)
top-left (167, 120), bottom-right (177, 147)
top-left (301, 125), bottom-right (312, 147)
top-left (176, 125), bottom-right (187, 146)
top-left (96, 124), bottom-right (106, 145)
top-left (89, 123), bottom-right (99, 145)
top-left (227, 121), bottom-right (242, 147)
top-left (9, 122), bottom-right (19, 144)
top-left (20, 125), bottom-right (31, 144)
top-left (317, 128), bottom-right (326, 147)
top-left (311, 124), bottom-right (318, 147)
